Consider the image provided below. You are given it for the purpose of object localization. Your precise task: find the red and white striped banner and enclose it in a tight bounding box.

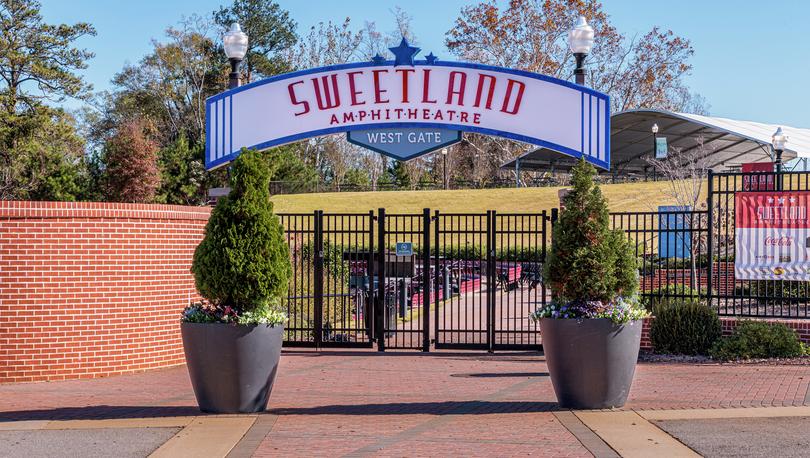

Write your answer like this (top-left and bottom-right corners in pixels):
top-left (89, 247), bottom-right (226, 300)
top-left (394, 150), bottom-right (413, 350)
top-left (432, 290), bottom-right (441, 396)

top-left (735, 191), bottom-right (810, 280)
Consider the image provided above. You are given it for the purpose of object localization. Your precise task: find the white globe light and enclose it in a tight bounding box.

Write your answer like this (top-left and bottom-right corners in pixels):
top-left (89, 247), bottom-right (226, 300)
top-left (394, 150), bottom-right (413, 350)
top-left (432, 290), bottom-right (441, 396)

top-left (772, 127), bottom-right (788, 150)
top-left (224, 22), bottom-right (248, 60)
top-left (568, 16), bottom-right (595, 54)
top-left (652, 123), bottom-right (659, 134)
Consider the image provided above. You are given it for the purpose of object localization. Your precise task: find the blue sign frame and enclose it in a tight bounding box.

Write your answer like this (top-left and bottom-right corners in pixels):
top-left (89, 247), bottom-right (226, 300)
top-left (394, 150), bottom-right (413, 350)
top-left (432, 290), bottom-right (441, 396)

top-left (347, 128), bottom-right (462, 161)
top-left (206, 59), bottom-right (610, 171)
top-left (658, 206), bottom-right (691, 259)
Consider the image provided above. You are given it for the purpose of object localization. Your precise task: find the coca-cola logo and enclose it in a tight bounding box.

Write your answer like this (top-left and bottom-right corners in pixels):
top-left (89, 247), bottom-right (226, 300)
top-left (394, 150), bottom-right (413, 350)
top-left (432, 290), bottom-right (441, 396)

top-left (765, 236), bottom-right (793, 246)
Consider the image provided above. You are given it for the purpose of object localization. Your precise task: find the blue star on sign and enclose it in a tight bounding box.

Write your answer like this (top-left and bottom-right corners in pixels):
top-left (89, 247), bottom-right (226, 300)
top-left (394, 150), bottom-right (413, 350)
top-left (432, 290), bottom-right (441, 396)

top-left (371, 53), bottom-right (386, 65)
top-left (424, 52), bottom-right (438, 64)
top-left (389, 38), bottom-right (420, 66)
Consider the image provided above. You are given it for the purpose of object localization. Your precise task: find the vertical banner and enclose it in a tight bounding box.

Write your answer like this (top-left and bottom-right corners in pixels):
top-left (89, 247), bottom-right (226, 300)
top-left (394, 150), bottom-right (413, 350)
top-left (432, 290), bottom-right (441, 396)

top-left (741, 162), bottom-right (775, 191)
top-left (655, 137), bottom-right (668, 159)
top-left (735, 191), bottom-right (810, 280)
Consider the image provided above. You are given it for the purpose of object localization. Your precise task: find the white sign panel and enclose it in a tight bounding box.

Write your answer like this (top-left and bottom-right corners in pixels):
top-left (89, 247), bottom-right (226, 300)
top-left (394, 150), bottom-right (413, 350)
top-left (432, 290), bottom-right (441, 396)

top-left (206, 60), bottom-right (610, 170)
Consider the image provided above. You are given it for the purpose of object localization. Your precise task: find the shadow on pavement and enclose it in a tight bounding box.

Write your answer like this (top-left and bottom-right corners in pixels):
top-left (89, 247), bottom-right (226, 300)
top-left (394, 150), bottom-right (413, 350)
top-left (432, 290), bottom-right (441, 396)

top-left (282, 349), bottom-right (545, 361)
top-left (269, 400), bottom-right (561, 415)
top-left (0, 405), bottom-right (202, 422)
top-left (450, 372), bottom-right (549, 378)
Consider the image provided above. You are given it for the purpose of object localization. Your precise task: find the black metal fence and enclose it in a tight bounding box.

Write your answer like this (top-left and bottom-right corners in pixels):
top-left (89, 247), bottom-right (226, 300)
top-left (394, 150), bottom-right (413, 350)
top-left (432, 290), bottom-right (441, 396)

top-left (276, 171), bottom-right (810, 350)
top-left (269, 174), bottom-right (653, 195)
top-left (707, 170), bottom-right (810, 318)
top-left (610, 209), bottom-right (709, 304)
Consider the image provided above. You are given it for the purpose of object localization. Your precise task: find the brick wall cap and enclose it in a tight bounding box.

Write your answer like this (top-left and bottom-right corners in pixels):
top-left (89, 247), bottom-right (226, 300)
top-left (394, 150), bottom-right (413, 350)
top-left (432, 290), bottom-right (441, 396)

top-left (0, 200), bottom-right (211, 221)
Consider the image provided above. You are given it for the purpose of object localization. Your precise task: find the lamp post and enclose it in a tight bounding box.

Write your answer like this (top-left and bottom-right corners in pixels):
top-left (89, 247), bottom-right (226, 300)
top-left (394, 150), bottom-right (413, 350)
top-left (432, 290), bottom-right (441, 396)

top-left (651, 123), bottom-right (659, 182)
top-left (441, 148), bottom-right (448, 190)
top-left (568, 16), bottom-right (595, 86)
top-left (224, 23), bottom-right (248, 89)
top-left (474, 152), bottom-right (480, 188)
top-left (772, 127), bottom-right (788, 190)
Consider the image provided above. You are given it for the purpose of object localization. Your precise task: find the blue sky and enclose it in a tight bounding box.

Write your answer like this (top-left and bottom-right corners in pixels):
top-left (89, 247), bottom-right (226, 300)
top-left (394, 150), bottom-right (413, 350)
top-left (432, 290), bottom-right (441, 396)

top-left (41, 0), bottom-right (810, 127)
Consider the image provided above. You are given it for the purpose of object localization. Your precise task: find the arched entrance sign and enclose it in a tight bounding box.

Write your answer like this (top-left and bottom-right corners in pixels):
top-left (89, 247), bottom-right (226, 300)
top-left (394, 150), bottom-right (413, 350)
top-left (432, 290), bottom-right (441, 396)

top-left (205, 41), bottom-right (610, 170)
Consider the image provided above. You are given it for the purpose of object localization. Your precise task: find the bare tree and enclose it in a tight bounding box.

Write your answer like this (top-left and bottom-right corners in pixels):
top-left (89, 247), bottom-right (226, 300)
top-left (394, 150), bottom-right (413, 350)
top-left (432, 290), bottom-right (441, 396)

top-left (322, 139), bottom-right (356, 191)
top-left (646, 137), bottom-right (714, 289)
top-left (404, 157), bottom-right (428, 189)
top-left (359, 151), bottom-right (386, 190)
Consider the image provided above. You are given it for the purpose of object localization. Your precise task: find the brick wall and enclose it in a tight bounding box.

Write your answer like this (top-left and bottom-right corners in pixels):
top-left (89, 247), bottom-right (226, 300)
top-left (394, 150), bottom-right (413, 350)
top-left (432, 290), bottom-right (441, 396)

top-left (640, 262), bottom-right (737, 294)
top-left (0, 201), bottom-right (211, 383)
top-left (640, 316), bottom-right (810, 351)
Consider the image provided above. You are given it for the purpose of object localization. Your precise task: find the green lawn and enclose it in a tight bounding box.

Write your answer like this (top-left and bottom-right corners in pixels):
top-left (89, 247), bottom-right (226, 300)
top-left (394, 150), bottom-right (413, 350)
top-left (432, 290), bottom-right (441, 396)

top-left (271, 180), bottom-right (691, 214)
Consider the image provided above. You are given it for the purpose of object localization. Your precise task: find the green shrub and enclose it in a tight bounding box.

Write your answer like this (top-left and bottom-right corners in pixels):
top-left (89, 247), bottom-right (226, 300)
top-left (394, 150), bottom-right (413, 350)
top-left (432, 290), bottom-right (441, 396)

top-left (543, 159), bottom-right (638, 304)
top-left (710, 320), bottom-right (806, 360)
top-left (191, 149), bottom-right (291, 316)
top-left (642, 285), bottom-right (703, 311)
top-left (650, 299), bottom-right (721, 355)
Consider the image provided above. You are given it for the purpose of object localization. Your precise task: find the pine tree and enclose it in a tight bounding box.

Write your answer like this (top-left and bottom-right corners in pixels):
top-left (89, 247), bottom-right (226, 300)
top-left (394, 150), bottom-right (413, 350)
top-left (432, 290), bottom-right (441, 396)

top-left (156, 135), bottom-right (206, 205)
top-left (544, 158), bottom-right (637, 304)
top-left (192, 149), bottom-right (291, 313)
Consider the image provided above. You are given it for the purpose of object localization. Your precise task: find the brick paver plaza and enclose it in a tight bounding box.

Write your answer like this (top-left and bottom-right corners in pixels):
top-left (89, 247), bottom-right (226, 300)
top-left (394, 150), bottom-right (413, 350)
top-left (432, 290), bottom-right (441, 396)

top-left (1, 350), bottom-right (809, 457)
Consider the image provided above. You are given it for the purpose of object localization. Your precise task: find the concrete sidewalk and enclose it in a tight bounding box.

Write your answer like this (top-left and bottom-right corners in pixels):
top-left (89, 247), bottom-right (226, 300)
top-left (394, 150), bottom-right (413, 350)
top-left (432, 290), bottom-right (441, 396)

top-left (1, 351), bottom-right (808, 457)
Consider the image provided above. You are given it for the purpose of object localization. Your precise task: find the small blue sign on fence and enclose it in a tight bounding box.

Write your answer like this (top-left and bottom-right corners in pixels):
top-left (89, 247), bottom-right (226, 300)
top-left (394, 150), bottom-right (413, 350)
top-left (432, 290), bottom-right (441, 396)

top-left (395, 242), bottom-right (413, 257)
top-left (658, 205), bottom-right (691, 259)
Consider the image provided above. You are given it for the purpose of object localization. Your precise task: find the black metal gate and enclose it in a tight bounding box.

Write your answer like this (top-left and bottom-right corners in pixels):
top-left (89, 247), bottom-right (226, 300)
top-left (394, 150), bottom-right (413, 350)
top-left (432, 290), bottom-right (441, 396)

top-left (433, 212), bottom-right (490, 350)
top-left (280, 211), bottom-right (375, 347)
top-left (280, 209), bottom-right (550, 351)
top-left (707, 169), bottom-right (810, 317)
top-left (376, 210), bottom-right (431, 350)
top-left (490, 212), bottom-right (548, 350)
top-left (432, 212), bottom-right (547, 350)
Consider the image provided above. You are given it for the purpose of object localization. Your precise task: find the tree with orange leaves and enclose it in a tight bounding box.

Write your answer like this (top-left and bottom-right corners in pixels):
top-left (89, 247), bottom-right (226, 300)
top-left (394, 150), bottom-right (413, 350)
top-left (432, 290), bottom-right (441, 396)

top-left (103, 119), bottom-right (160, 203)
top-left (446, 0), bottom-right (706, 114)
top-left (446, 0), bottom-right (706, 184)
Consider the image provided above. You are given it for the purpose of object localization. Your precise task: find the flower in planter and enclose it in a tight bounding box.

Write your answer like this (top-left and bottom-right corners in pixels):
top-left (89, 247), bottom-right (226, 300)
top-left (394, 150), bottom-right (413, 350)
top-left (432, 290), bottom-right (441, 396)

top-left (535, 158), bottom-right (647, 324)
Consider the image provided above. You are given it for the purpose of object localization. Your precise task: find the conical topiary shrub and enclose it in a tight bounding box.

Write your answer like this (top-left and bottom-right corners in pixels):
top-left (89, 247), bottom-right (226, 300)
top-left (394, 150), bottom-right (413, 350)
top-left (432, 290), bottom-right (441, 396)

top-left (535, 158), bottom-right (646, 410)
top-left (537, 158), bottom-right (641, 321)
top-left (189, 149), bottom-right (291, 322)
top-left (182, 149), bottom-right (291, 414)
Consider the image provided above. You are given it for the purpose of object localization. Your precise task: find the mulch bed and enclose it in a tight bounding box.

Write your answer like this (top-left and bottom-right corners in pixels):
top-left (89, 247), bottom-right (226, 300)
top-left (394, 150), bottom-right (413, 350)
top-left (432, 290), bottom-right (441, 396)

top-left (639, 351), bottom-right (810, 366)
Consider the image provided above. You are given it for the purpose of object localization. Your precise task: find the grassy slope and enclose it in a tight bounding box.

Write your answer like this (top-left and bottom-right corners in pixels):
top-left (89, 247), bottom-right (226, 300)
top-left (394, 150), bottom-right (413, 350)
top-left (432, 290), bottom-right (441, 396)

top-left (271, 181), bottom-right (689, 214)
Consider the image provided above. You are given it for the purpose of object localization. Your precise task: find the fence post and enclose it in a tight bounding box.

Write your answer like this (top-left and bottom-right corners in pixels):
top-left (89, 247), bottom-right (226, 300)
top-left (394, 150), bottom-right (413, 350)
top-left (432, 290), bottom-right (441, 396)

top-left (422, 208), bottom-right (431, 352)
top-left (541, 210), bottom-right (548, 310)
top-left (376, 208), bottom-right (386, 352)
top-left (313, 210), bottom-right (324, 348)
top-left (706, 170), bottom-right (714, 307)
top-left (550, 207), bottom-right (559, 226)
top-left (433, 210), bottom-right (441, 344)
top-left (366, 210), bottom-right (375, 343)
top-left (488, 210), bottom-right (496, 353)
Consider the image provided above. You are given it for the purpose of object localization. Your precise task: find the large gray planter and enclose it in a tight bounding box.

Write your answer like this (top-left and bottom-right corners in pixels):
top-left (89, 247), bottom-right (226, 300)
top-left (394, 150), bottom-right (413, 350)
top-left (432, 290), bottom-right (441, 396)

top-left (540, 318), bottom-right (642, 409)
top-left (181, 322), bottom-right (283, 413)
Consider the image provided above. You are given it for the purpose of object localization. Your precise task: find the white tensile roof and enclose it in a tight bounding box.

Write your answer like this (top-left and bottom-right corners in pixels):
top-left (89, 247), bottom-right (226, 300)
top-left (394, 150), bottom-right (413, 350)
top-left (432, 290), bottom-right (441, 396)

top-left (501, 109), bottom-right (810, 174)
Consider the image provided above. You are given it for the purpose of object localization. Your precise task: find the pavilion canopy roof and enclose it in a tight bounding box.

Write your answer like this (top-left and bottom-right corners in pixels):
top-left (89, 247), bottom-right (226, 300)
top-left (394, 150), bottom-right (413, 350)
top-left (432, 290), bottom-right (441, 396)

top-left (501, 109), bottom-right (810, 175)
